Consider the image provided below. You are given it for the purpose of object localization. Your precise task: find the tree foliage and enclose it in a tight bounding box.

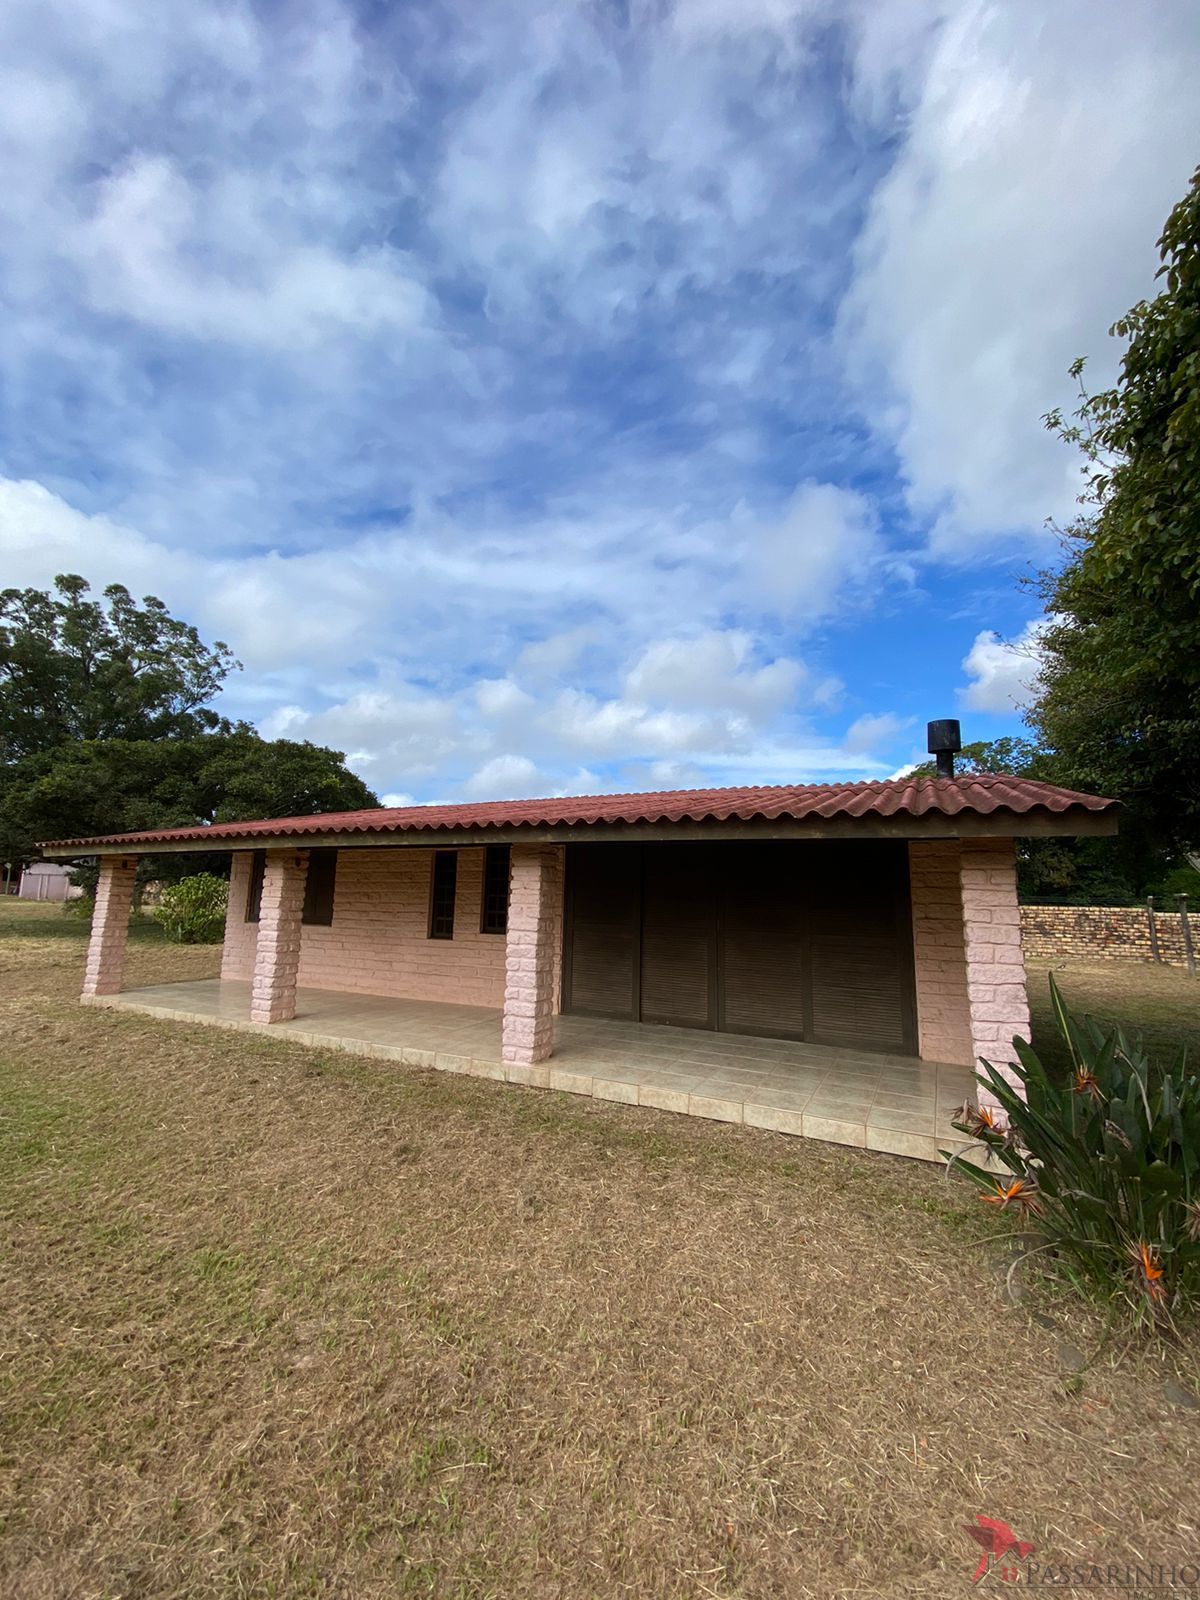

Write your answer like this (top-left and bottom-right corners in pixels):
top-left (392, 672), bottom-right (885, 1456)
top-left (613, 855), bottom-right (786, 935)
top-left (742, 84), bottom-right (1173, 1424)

top-left (153, 875), bottom-right (230, 945)
top-left (905, 737), bottom-right (1043, 781)
top-left (0, 575), bottom-right (239, 762)
top-left (1032, 165), bottom-right (1200, 853)
top-left (0, 734), bottom-right (378, 870)
top-left (907, 739), bottom-right (1175, 904)
top-left (0, 575), bottom-right (378, 870)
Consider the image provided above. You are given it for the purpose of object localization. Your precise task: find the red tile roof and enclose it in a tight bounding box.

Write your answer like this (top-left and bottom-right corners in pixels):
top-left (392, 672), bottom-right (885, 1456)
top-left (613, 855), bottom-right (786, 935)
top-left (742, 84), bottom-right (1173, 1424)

top-left (38, 775), bottom-right (1117, 851)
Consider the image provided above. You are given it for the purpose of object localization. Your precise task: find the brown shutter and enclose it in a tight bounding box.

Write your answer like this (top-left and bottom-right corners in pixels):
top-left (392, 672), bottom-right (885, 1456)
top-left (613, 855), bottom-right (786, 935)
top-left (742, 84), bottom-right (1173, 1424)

top-left (639, 844), bottom-right (716, 1029)
top-left (428, 850), bottom-right (458, 940)
top-left (480, 845), bottom-right (510, 934)
top-left (245, 850), bottom-right (266, 923)
top-left (563, 845), bottom-right (640, 1018)
top-left (719, 844), bottom-right (808, 1039)
top-left (302, 849), bottom-right (337, 926)
top-left (804, 843), bottom-right (916, 1055)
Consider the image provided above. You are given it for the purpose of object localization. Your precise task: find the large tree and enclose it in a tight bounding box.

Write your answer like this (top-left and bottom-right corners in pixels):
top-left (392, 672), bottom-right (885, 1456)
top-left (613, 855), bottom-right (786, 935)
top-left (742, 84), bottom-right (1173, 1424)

top-left (906, 738), bottom-right (1174, 905)
top-left (905, 737), bottom-right (1043, 781)
top-left (1032, 165), bottom-right (1200, 853)
top-left (0, 576), bottom-right (378, 869)
top-left (0, 575), bottom-right (239, 761)
top-left (0, 735), bottom-right (377, 873)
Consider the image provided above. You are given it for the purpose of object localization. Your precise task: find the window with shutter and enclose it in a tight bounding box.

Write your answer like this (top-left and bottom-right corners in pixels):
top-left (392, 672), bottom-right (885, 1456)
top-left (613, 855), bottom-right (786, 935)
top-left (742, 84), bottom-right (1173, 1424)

top-left (245, 850), bottom-right (266, 923)
top-left (302, 848), bottom-right (337, 926)
top-left (480, 846), bottom-right (510, 934)
top-left (428, 851), bottom-right (458, 939)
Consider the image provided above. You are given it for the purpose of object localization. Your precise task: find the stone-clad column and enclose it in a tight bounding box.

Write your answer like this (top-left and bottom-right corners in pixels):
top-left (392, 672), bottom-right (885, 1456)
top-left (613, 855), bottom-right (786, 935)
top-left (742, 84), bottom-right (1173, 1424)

top-left (502, 845), bottom-right (563, 1066)
top-left (82, 856), bottom-right (138, 997)
top-left (249, 850), bottom-right (308, 1025)
top-left (959, 838), bottom-right (1032, 1107)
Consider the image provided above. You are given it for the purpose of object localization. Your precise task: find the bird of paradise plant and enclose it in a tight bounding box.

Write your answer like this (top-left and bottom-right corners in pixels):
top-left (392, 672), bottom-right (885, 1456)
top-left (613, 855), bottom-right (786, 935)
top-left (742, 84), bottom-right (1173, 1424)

top-left (943, 975), bottom-right (1200, 1325)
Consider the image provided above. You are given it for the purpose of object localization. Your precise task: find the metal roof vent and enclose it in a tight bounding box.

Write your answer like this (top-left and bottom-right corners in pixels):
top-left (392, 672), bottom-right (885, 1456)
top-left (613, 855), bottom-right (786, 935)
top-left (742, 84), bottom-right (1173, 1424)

top-left (926, 718), bottom-right (962, 779)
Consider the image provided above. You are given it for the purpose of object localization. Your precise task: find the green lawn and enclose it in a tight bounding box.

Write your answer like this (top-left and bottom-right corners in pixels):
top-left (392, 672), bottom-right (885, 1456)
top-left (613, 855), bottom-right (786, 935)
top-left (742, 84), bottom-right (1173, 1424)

top-left (2, 900), bottom-right (1199, 1598)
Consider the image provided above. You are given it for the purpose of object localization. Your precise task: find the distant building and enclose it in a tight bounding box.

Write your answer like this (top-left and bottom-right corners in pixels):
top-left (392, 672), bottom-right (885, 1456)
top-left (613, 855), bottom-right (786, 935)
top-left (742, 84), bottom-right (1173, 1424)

top-left (17, 862), bottom-right (83, 902)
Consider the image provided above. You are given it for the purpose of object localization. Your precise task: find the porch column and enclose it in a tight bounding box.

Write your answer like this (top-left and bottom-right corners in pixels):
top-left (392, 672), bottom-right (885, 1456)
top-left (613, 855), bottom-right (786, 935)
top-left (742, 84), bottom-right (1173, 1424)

top-left (82, 856), bottom-right (137, 998)
top-left (249, 849), bottom-right (308, 1025)
top-left (502, 845), bottom-right (562, 1067)
top-left (959, 838), bottom-right (1031, 1107)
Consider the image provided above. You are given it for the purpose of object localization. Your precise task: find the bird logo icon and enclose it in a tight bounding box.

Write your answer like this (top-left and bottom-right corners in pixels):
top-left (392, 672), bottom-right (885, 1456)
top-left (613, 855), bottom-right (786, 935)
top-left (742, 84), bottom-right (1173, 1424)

top-left (963, 1515), bottom-right (1035, 1583)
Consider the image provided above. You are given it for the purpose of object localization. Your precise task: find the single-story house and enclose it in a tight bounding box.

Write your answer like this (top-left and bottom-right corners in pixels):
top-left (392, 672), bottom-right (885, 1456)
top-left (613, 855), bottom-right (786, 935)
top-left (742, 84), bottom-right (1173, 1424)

top-left (38, 765), bottom-right (1117, 1162)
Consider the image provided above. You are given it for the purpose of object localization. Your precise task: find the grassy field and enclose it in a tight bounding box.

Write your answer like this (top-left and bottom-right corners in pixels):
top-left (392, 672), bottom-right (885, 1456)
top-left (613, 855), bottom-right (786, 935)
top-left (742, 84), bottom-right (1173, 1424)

top-left (1025, 954), bottom-right (1200, 1077)
top-left (2, 900), bottom-right (1198, 1598)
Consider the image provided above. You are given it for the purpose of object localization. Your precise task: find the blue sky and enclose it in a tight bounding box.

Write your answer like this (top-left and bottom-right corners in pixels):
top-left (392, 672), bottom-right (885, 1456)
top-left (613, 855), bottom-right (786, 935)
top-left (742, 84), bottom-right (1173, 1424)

top-left (2, 0), bottom-right (1199, 804)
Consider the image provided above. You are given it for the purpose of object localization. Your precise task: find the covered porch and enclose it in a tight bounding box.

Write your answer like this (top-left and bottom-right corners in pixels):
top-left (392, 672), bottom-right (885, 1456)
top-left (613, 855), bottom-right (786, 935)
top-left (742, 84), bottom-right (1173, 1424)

top-left (83, 978), bottom-right (975, 1162)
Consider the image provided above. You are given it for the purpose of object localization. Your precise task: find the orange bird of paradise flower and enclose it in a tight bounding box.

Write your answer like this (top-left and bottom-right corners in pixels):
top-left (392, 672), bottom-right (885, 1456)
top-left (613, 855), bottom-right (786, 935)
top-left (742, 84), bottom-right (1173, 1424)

top-left (981, 1176), bottom-right (1041, 1215)
top-left (1131, 1240), bottom-right (1166, 1304)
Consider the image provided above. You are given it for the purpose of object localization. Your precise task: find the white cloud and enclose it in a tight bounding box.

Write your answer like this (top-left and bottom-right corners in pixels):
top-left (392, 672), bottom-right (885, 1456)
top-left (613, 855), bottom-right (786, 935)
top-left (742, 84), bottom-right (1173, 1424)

top-left (743, 483), bottom-right (885, 618)
top-left (622, 631), bottom-right (803, 715)
top-left (843, 712), bottom-right (913, 756)
top-left (1, 0), bottom-right (1196, 812)
top-left (75, 155), bottom-right (432, 350)
top-left (843, 0), bottom-right (1200, 552)
top-left (463, 754), bottom-right (541, 799)
top-left (959, 619), bottom-right (1048, 713)
top-left (0, 478), bottom-right (185, 596)
top-left (512, 629), bottom-right (599, 685)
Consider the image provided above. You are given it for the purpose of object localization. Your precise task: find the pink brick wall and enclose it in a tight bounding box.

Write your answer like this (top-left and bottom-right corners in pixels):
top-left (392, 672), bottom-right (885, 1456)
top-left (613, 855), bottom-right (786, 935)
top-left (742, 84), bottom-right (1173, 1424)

top-left (222, 851), bottom-right (256, 979)
top-left (82, 856), bottom-right (137, 998)
top-left (960, 837), bottom-right (1031, 1100)
top-left (502, 845), bottom-right (563, 1066)
top-left (249, 850), bottom-right (307, 1024)
top-left (221, 846), bottom-right (562, 1010)
top-left (908, 840), bottom-right (974, 1066)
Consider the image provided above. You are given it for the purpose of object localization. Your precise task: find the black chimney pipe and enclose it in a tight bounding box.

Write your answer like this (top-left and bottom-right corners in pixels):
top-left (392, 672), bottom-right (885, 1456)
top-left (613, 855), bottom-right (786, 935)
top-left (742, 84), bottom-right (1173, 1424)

top-left (927, 718), bottom-right (962, 779)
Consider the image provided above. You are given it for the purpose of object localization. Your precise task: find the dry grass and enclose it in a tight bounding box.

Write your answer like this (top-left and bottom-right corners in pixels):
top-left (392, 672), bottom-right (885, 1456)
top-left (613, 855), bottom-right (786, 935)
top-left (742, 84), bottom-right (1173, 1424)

top-left (2, 902), bottom-right (1199, 1599)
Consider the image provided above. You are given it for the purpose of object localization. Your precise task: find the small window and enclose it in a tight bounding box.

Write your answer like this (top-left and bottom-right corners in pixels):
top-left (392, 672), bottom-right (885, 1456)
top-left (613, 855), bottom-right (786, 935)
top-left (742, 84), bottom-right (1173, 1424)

top-left (302, 848), bottom-right (337, 926)
top-left (480, 845), bottom-right (510, 935)
top-left (245, 850), bottom-right (266, 923)
top-left (428, 850), bottom-right (458, 939)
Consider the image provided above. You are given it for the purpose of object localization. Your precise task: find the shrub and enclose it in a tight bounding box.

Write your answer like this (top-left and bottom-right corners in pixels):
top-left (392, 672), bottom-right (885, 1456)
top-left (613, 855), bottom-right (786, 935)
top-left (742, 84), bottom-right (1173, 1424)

top-left (62, 893), bottom-right (95, 922)
top-left (945, 976), bottom-right (1200, 1325)
top-left (153, 873), bottom-right (228, 945)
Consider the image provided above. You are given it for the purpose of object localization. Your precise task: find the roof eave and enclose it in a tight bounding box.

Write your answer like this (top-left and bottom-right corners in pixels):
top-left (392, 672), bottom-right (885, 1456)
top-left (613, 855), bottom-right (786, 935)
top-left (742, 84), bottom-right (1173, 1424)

top-left (37, 803), bottom-right (1120, 859)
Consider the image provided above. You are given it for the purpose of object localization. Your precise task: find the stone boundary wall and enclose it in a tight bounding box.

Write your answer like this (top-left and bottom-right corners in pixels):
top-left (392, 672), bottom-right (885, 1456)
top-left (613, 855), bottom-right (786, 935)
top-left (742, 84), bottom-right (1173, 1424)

top-left (1020, 905), bottom-right (1194, 967)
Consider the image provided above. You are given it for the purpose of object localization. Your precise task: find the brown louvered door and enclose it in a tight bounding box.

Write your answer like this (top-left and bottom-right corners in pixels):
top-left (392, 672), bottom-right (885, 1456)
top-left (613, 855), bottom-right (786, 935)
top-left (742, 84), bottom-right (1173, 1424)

top-left (718, 843), bottom-right (809, 1039)
top-left (562, 844), bottom-right (641, 1018)
top-left (639, 844), bottom-right (717, 1029)
top-left (564, 839), bottom-right (917, 1057)
top-left (803, 842), bottom-right (916, 1056)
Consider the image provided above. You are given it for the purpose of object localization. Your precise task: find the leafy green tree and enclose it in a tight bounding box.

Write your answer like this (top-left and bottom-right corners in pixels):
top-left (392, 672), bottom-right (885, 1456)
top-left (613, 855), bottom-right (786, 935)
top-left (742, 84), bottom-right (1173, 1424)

top-left (907, 737), bottom-right (1167, 904)
top-left (906, 736), bottom-right (1044, 781)
top-left (0, 735), bottom-right (377, 873)
top-left (0, 576), bottom-right (378, 878)
top-left (1033, 165), bottom-right (1200, 853)
top-left (0, 575), bottom-right (239, 761)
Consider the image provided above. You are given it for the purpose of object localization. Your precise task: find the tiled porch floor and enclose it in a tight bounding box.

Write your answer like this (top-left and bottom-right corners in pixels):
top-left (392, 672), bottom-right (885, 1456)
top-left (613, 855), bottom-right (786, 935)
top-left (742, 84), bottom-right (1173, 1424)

top-left (84, 980), bottom-right (976, 1163)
